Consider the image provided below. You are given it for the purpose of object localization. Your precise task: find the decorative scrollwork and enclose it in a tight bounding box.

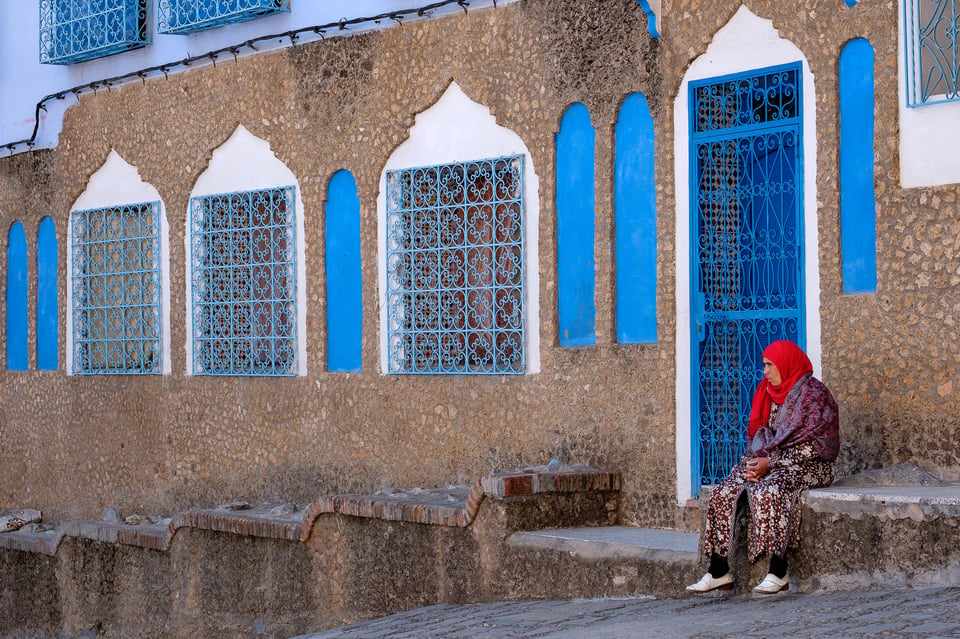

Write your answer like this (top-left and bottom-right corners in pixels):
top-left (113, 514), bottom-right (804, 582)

top-left (693, 67), bottom-right (799, 134)
top-left (191, 186), bottom-right (296, 376)
top-left (71, 201), bottom-right (161, 374)
top-left (159, 0), bottom-right (290, 35)
top-left (386, 156), bottom-right (525, 374)
top-left (691, 64), bottom-right (804, 484)
top-left (905, 0), bottom-right (960, 105)
top-left (40, 0), bottom-right (149, 65)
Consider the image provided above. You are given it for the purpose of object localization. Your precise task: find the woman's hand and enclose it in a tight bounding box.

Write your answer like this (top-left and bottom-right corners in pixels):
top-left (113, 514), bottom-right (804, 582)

top-left (744, 457), bottom-right (770, 482)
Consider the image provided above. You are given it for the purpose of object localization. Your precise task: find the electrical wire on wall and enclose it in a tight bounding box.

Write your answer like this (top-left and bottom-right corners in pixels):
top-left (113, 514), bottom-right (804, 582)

top-left (2, 0), bottom-right (492, 154)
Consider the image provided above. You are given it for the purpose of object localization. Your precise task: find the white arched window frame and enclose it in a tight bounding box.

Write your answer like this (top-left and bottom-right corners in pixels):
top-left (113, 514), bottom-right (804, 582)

top-left (377, 82), bottom-right (541, 375)
top-left (185, 125), bottom-right (307, 376)
top-left (66, 150), bottom-right (171, 375)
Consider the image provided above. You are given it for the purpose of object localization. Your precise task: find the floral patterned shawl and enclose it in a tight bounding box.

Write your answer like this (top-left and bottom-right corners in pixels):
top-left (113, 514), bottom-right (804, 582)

top-left (749, 373), bottom-right (840, 462)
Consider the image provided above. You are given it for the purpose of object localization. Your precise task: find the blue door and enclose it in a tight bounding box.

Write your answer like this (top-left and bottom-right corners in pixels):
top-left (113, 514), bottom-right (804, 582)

top-left (689, 63), bottom-right (805, 488)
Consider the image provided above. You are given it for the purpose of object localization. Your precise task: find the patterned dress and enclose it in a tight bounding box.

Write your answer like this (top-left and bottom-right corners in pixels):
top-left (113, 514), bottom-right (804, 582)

top-left (702, 375), bottom-right (838, 562)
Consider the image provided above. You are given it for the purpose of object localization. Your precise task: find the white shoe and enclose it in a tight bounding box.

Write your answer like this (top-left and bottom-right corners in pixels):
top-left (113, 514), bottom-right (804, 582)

top-left (752, 573), bottom-right (789, 594)
top-left (686, 572), bottom-right (734, 593)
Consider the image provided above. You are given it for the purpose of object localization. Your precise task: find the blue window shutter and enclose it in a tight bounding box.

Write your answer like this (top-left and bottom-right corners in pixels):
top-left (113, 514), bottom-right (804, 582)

top-left (326, 170), bottom-right (363, 372)
top-left (615, 92), bottom-right (658, 343)
top-left (7, 222), bottom-right (28, 370)
top-left (556, 103), bottom-right (596, 347)
top-left (839, 38), bottom-right (877, 294)
top-left (37, 216), bottom-right (58, 370)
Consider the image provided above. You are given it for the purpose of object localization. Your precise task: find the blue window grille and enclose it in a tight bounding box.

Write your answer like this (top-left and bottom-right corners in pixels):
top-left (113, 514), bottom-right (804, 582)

top-left (190, 186), bottom-right (296, 376)
top-left (386, 156), bottom-right (525, 375)
top-left (39, 0), bottom-right (149, 65)
top-left (71, 202), bottom-right (161, 375)
top-left (159, 0), bottom-right (289, 35)
top-left (689, 63), bottom-right (805, 486)
top-left (903, 0), bottom-right (960, 106)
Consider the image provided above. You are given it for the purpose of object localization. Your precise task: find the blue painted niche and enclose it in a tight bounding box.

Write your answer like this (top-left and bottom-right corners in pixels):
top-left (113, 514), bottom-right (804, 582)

top-left (555, 103), bottom-right (597, 347)
top-left (6, 222), bottom-right (28, 370)
top-left (37, 216), bottom-right (58, 370)
top-left (615, 92), bottom-right (658, 343)
top-left (326, 169), bottom-right (363, 372)
top-left (839, 38), bottom-right (877, 294)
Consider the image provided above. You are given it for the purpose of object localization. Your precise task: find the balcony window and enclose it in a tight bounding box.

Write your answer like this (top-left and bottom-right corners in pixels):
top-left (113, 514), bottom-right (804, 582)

top-left (39, 0), bottom-right (149, 65)
top-left (159, 0), bottom-right (289, 35)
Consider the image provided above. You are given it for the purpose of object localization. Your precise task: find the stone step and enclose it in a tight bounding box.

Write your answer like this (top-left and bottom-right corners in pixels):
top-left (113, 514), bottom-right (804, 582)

top-left (501, 526), bottom-right (701, 600)
top-left (507, 526), bottom-right (700, 562)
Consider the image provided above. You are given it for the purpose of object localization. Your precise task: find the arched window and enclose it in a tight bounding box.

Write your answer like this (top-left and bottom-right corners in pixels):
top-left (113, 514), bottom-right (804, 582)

top-left (378, 82), bottom-right (540, 375)
top-left (67, 151), bottom-right (169, 375)
top-left (187, 125), bottom-right (306, 376)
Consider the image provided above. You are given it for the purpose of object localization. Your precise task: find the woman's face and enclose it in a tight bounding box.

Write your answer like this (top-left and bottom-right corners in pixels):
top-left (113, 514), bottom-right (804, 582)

top-left (762, 358), bottom-right (782, 386)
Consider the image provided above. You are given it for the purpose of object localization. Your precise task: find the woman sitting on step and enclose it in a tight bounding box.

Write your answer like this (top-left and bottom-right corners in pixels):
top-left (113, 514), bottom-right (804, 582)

top-left (687, 340), bottom-right (840, 595)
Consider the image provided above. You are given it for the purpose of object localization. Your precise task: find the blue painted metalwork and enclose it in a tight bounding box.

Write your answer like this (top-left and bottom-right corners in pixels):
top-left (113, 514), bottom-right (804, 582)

top-left (840, 39), bottom-right (878, 294)
top-left (6, 222), bottom-right (29, 371)
top-left (191, 186), bottom-right (296, 376)
top-left (615, 92), bottom-right (658, 344)
top-left (159, 0), bottom-right (289, 35)
top-left (904, 0), bottom-right (960, 106)
top-left (71, 202), bottom-right (161, 374)
top-left (37, 217), bottom-right (59, 371)
top-left (556, 103), bottom-right (597, 348)
top-left (39, 0), bottom-right (149, 65)
top-left (326, 170), bottom-right (363, 373)
top-left (386, 155), bottom-right (525, 375)
top-left (689, 63), bottom-right (805, 487)
top-left (845, 0), bottom-right (858, 6)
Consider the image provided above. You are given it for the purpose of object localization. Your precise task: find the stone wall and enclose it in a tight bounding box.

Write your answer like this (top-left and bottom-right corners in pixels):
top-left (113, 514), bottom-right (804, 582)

top-left (0, 0), bottom-right (957, 532)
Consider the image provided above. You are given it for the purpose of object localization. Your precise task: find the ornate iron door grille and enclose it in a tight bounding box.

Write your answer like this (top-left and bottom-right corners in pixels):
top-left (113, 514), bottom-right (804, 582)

top-left (386, 155), bottom-right (525, 375)
top-left (689, 63), bottom-right (804, 486)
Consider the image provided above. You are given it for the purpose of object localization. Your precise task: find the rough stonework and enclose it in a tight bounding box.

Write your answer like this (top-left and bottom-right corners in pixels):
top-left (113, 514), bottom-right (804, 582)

top-left (0, 1), bottom-right (959, 628)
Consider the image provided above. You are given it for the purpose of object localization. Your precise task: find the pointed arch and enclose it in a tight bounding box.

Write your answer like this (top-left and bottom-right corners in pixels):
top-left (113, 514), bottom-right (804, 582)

top-left (186, 125), bottom-right (307, 376)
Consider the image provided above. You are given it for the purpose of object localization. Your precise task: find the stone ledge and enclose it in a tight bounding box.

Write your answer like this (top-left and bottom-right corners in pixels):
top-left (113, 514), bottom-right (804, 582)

top-left (803, 485), bottom-right (960, 521)
top-left (507, 526), bottom-right (700, 563)
top-left (0, 465), bottom-right (620, 552)
top-left (481, 465), bottom-right (621, 498)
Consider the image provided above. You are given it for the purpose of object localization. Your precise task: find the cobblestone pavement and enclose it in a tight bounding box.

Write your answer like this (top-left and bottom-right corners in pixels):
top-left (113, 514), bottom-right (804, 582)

top-left (293, 587), bottom-right (960, 639)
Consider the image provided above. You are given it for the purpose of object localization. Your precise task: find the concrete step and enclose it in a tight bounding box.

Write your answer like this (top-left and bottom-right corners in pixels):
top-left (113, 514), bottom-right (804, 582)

top-left (500, 526), bottom-right (701, 600)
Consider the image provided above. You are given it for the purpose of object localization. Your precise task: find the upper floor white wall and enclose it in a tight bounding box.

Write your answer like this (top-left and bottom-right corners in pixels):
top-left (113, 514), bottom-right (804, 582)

top-left (0, 1), bottom-right (511, 154)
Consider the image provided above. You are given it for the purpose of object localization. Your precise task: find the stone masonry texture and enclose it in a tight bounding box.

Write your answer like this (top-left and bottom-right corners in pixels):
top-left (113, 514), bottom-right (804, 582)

top-left (0, 0), bottom-right (956, 534)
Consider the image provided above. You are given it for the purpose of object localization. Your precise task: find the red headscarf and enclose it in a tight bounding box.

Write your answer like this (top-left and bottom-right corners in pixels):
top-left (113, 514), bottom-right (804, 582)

top-left (747, 340), bottom-right (813, 438)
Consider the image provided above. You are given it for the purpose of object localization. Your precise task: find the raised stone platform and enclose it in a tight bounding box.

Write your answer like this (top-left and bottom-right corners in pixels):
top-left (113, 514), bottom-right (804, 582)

top-left (0, 464), bottom-right (621, 639)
